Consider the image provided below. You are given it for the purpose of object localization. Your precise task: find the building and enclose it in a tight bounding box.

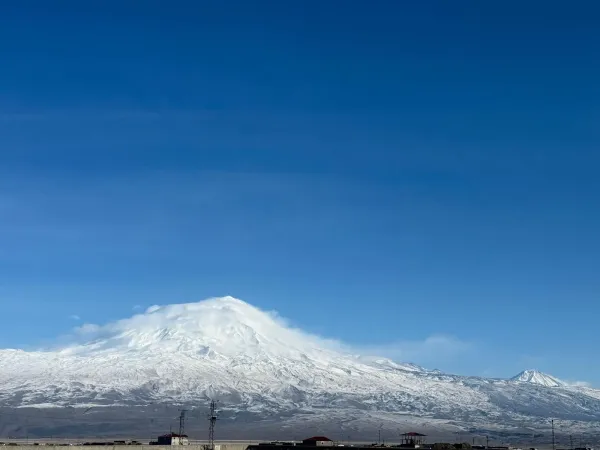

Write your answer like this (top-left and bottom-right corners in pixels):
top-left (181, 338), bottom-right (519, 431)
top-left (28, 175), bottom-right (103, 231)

top-left (400, 433), bottom-right (427, 448)
top-left (302, 437), bottom-right (334, 447)
top-left (157, 433), bottom-right (190, 446)
top-left (250, 436), bottom-right (442, 450)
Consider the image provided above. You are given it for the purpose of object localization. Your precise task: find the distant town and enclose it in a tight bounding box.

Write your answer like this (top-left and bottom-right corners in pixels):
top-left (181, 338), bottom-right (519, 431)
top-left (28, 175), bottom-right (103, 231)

top-left (0, 431), bottom-right (595, 450)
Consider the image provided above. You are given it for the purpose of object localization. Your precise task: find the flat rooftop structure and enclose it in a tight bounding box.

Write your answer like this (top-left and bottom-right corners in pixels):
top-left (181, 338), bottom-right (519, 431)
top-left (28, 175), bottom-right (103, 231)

top-left (248, 444), bottom-right (413, 450)
top-left (399, 432), bottom-right (426, 448)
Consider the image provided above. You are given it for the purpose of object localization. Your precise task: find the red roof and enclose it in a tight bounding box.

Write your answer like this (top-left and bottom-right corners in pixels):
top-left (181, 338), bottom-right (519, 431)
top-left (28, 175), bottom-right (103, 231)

top-left (401, 433), bottom-right (426, 437)
top-left (304, 436), bottom-right (332, 442)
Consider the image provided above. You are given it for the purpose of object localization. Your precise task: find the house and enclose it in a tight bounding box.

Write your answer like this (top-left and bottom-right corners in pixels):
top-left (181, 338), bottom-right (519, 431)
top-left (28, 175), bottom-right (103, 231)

top-left (400, 433), bottom-right (426, 448)
top-left (157, 433), bottom-right (190, 446)
top-left (302, 437), bottom-right (334, 447)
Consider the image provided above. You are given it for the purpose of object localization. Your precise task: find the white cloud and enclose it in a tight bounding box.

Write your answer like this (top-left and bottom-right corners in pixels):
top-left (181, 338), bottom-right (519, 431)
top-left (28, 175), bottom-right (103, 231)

top-left (64, 297), bottom-right (469, 369)
top-left (69, 314), bottom-right (81, 321)
top-left (132, 305), bottom-right (142, 311)
top-left (567, 380), bottom-right (592, 388)
top-left (68, 297), bottom-right (342, 352)
top-left (75, 323), bottom-right (101, 334)
top-left (354, 334), bottom-right (472, 366)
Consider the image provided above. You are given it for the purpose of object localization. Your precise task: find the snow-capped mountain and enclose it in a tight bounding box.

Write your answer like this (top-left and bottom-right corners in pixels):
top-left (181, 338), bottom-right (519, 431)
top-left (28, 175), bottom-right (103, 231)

top-left (511, 369), bottom-right (566, 387)
top-left (0, 297), bottom-right (599, 438)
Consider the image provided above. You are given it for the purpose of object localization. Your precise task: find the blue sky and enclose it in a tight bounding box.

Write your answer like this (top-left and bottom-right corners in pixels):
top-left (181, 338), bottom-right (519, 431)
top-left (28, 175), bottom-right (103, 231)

top-left (0, 1), bottom-right (599, 384)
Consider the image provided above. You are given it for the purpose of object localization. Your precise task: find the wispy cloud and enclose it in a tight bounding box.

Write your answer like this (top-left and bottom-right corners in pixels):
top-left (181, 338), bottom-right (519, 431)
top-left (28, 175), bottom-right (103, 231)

top-left (71, 297), bottom-right (343, 351)
top-left (0, 112), bottom-right (49, 122)
top-left (132, 305), bottom-right (142, 311)
top-left (354, 335), bottom-right (473, 367)
top-left (566, 380), bottom-right (592, 388)
top-left (75, 323), bottom-right (100, 334)
top-left (0, 171), bottom-right (378, 262)
top-left (69, 315), bottom-right (81, 321)
top-left (0, 109), bottom-right (166, 122)
top-left (67, 297), bottom-right (471, 371)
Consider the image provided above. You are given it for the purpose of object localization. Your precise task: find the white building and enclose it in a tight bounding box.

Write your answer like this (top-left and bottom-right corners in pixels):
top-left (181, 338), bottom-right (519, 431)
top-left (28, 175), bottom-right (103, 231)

top-left (157, 433), bottom-right (190, 445)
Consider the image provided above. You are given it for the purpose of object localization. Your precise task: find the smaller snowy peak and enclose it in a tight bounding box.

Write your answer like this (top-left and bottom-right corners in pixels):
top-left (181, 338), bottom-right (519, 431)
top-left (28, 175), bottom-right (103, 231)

top-left (511, 369), bottom-right (566, 387)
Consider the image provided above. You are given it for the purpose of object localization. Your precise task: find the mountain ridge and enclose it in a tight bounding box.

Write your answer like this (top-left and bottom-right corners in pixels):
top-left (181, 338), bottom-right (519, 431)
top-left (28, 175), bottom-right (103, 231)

top-left (0, 297), bottom-right (599, 436)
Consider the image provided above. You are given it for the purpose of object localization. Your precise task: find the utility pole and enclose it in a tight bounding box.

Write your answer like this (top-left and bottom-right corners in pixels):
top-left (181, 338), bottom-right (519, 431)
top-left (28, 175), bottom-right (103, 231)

top-left (178, 409), bottom-right (187, 444)
top-left (552, 420), bottom-right (556, 450)
top-left (208, 400), bottom-right (218, 450)
top-left (486, 436), bottom-right (489, 449)
top-left (570, 435), bottom-right (574, 450)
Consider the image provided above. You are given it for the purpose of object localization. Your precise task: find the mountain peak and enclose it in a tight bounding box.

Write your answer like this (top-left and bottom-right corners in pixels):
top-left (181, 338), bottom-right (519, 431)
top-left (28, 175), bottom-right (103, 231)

top-left (511, 369), bottom-right (566, 387)
top-left (63, 296), bottom-right (337, 358)
top-left (1, 297), bottom-right (600, 435)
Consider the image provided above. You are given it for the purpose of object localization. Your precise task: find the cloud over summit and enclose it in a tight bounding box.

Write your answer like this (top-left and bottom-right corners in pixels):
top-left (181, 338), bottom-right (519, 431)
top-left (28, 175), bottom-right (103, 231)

top-left (68, 296), bottom-right (470, 366)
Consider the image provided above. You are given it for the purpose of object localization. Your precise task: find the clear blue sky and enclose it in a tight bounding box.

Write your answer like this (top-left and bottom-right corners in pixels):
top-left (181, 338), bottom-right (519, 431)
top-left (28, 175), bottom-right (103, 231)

top-left (0, 1), bottom-right (598, 384)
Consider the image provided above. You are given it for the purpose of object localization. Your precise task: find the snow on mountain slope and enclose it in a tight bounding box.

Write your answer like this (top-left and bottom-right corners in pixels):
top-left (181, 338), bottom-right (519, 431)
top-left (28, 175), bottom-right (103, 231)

top-left (61, 297), bottom-right (341, 360)
top-left (511, 369), bottom-right (566, 387)
top-left (0, 298), bottom-right (487, 411)
top-left (0, 296), bottom-right (599, 434)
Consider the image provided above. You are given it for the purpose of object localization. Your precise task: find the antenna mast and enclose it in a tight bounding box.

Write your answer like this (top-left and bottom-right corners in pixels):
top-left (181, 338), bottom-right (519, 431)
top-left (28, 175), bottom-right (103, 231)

top-left (552, 419), bottom-right (556, 450)
top-left (178, 409), bottom-right (187, 444)
top-left (208, 400), bottom-right (218, 450)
